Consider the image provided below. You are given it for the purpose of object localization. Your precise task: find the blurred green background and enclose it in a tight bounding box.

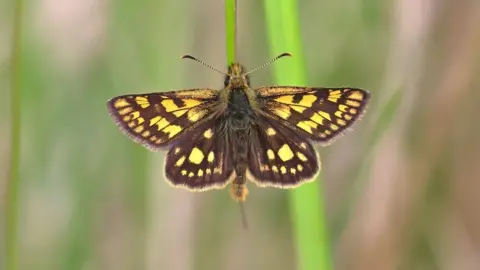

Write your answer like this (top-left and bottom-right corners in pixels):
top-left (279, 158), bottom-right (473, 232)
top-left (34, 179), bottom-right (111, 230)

top-left (2, 0), bottom-right (480, 269)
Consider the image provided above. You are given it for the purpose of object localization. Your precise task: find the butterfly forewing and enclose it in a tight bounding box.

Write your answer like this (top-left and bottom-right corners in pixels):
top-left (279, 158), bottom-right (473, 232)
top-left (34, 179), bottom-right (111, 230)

top-left (164, 120), bottom-right (235, 190)
top-left (107, 89), bottom-right (218, 150)
top-left (258, 87), bottom-right (370, 144)
top-left (247, 114), bottom-right (320, 188)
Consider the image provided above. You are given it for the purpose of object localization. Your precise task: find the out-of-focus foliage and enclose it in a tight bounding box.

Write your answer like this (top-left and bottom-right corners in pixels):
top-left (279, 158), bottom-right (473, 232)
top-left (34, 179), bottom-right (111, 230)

top-left (1, 0), bottom-right (480, 269)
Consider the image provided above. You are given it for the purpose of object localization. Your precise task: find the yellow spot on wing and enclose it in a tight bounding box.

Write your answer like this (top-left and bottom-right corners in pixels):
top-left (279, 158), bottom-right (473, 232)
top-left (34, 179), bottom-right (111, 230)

top-left (114, 98), bottom-right (130, 108)
top-left (156, 118), bottom-right (170, 131)
top-left (344, 114), bottom-right (352, 120)
top-left (213, 167), bottom-right (222, 174)
top-left (181, 170), bottom-right (187, 176)
top-left (267, 149), bottom-right (275, 160)
top-left (160, 99), bottom-right (177, 112)
top-left (267, 128), bottom-right (276, 136)
top-left (150, 116), bottom-right (161, 127)
top-left (328, 90), bottom-right (342, 103)
top-left (297, 164), bottom-right (303, 171)
top-left (297, 152), bottom-right (308, 161)
top-left (163, 125), bottom-right (182, 138)
top-left (188, 172), bottom-right (194, 178)
top-left (297, 121), bottom-right (318, 133)
top-left (189, 147), bottom-right (204, 164)
top-left (318, 111), bottom-right (331, 121)
top-left (330, 90), bottom-right (342, 95)
top-left (272, 165), bottom-right (279, 172)
top-left (311, 113), bottom-right (325, 125)
top-left (278, 144), bottom-right (294, 161)
top-left (339, 104), bottom-right (348, 112)
top-left (290, 168), bottom-right (296, 175)
top-left (291, 105), bottom-right (306, 113)
top-left (346, 100), bottom-right (361, 107)
top-left (335, 111), bottom-right (343, 118)
top-left (183, 99), bottom-right (202, 108)
top-left (206, 168), bottom-right (212, 175)
top-left (280, 166), bottom-right (287, 174)
top-left (274, 108), bottom-right (291, 119)
top-left (134, 126), bottom-right (144, 133)
top-left (142, 130), bottom-right (151, 137)
top-left (203, 129), bottom-right (213, 139)
top-left (274, 95), bottom-right (294, 104)
top-left (130, 111), bottom-right (140, 119)
top-left (187, 108), bottom-right (206, 122)
top-left (207, 151), bottom-right (215, 163)
top-left (298, 94), bottom-right (317, 106)
top-left (118, 107), bottom-right (133, 115)
top-left (348, 91), bottom-right (364, 100)
top-left (137, 117), bottom-right (145, 124)
top-left (135, 96), bottom-right (150, 108)
top-left (198, 169), bottom-right (204, 177)
top-left (173, 109), bottom-right (188, 117)
top-left (337, 119), bottom-right (347, 126)
top-left (175, 156), bottom-right (186, 167)
top-left (330, 124), bottom-right (339, 131)
top-left (161, 98), bottom-right (203, 112)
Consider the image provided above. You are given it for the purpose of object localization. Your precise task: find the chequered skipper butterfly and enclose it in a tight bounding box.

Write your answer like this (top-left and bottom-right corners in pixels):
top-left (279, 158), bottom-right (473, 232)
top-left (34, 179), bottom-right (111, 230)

top-left (107, 53), bottom-right (370, 202)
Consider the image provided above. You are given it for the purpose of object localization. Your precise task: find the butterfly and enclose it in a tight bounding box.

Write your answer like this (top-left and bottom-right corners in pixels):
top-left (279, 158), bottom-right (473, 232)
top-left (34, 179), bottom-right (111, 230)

top-left (106, 53), bottom-right (370, 202)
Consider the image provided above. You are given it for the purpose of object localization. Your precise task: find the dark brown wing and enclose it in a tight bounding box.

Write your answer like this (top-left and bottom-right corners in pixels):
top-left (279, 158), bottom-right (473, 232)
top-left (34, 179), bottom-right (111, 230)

top-left (106, 89), bottom-right (218, 150)
top-left (257, 87), bottom-right (370, 144)
top-left (246, 114), bottom-right (320, 188)
top-left (164, 118), bottom-right (235, 191)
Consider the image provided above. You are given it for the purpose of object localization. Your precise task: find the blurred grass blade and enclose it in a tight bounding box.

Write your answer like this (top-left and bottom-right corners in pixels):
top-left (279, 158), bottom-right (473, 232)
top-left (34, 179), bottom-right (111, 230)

top-left (6, 0), bottom-right (24, 269)
top-left (225, 0), bottom-right (237, 64)
top-left (263, 1), bottom-right (332, 270)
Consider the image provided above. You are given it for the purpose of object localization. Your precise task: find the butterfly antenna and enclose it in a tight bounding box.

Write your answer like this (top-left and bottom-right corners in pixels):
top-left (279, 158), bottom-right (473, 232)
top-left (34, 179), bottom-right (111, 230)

top-left (181, 55), bottom-right (228, 76)
top-left (244, 52), bottom-right (293, 76)
top-left (239, 202), bottom-right (249, 230)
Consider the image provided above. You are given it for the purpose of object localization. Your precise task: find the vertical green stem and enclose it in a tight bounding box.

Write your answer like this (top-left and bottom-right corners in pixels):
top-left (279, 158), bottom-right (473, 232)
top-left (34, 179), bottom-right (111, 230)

top-left (225, 0), bottom-right (236, 64)
top-left (6, 0), bottom-right (24, 269)
top-left (263, 0), bottom-right (332, 270)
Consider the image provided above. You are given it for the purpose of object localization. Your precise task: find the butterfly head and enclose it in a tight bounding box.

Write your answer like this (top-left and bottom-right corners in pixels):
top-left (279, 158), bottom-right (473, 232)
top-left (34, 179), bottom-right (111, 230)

top-left (225, 63), bottom-right (250, 89)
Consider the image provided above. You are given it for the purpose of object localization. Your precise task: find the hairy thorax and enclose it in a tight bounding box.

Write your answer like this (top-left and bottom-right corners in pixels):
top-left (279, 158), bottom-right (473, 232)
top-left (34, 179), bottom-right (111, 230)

top-left (227, 89), bottom-right (255, 131)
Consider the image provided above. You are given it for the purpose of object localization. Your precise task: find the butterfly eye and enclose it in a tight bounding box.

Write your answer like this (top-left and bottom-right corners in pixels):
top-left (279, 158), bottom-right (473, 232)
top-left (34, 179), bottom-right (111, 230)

top-left (224, 75), bottom-right (231, 87)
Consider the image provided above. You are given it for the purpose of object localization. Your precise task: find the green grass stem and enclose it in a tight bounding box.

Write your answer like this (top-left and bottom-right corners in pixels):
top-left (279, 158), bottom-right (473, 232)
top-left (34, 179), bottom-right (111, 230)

top-left (6, 0), bottom-right (24, 269)
top-left (225, 0), bottom-right (237, 64)
top-left (263, 1), bottom-right (332, 270)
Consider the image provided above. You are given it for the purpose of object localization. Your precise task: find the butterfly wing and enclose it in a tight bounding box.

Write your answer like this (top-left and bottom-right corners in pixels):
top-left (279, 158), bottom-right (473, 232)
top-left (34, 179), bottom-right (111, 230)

top-left (257, 87), bottom-right (370, 144)
top-left (164, 118), bottom-right (235, 191)
top-left (246, 114), bottom-right (320, 188)
top-left (107, 89), bottom-right (219, 150)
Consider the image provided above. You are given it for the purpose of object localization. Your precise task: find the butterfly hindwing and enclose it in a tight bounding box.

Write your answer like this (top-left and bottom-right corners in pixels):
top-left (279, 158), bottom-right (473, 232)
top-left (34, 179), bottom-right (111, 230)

top-left (164, 120), bottom-right (235, 191)
top-left (107, 89), bottom-right (218, 150)
top-left (247, 114), bottom-right (320, 188)
top-left (258, 87), bottom-right (370, 144)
